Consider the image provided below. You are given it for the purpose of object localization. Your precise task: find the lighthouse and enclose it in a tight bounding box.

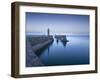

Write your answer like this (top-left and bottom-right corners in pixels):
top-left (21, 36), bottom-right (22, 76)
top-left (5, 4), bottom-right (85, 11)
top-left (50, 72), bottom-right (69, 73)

top-left (47, 28), bottom-right (50, 36)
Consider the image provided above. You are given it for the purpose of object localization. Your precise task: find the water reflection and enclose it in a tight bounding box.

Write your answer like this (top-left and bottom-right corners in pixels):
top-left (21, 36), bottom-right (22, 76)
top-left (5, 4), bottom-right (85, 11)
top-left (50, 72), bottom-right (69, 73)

top-left (47, 47), bottom-right (50, 55)
top-left (61, 41), bottom-right (68, 47)
top-left (36, 37), bottom-right (69, 58)
top-left (56, 39), bottom-right (68, 47)
top-left (56, 39), bottom-right (59, 44)
top-left (36, 36), bottom-right (89, 66)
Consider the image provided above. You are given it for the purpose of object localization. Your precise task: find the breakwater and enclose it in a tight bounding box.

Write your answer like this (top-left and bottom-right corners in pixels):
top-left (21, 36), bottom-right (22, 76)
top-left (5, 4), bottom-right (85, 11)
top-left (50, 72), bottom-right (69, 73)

top-left (55, 35), bottom-right (69, 42)
top-left (27, 35), bottom-right (54, 52)
top-left (26, 40), bottom-right (44, 67)
top-left (26, 35), bottom-right (54, 67)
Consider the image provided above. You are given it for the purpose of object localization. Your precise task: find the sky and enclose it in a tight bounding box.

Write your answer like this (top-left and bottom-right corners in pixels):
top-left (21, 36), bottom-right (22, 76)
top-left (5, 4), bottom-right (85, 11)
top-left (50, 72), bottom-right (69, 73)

top-left (26, 12), bottom-right (89, 35)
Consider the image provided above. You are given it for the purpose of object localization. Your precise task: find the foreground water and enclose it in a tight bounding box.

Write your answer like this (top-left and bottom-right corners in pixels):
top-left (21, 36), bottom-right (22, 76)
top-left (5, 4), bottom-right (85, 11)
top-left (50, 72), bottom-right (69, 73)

top-left (35, 36), bottom-right (89, 66)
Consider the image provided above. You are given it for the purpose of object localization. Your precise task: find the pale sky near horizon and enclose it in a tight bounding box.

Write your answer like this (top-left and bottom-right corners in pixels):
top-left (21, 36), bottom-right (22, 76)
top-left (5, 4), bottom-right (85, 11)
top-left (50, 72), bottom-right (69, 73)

top-left (26, 12), bottom-right (89, 35)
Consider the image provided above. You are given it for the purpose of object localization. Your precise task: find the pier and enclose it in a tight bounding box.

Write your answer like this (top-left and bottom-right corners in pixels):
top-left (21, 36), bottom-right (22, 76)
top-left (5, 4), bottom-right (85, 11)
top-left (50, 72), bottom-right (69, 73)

top-left (26, 39), bottom-right (44, 67)
top-left (26, 35), bottom-right (54, 67)
top-left (26, 28), bottom-right (70, 67)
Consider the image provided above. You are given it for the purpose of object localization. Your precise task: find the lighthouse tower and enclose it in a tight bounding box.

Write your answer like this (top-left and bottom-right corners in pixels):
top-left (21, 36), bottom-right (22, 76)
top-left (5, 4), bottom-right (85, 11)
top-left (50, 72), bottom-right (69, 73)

top-left (47, 28), bottom-right (50, 36)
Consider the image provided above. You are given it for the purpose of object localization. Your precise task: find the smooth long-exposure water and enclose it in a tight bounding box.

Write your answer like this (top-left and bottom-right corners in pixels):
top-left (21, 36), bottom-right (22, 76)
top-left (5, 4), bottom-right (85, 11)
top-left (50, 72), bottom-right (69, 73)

top-left (36, 36), bottom-right (90, 66)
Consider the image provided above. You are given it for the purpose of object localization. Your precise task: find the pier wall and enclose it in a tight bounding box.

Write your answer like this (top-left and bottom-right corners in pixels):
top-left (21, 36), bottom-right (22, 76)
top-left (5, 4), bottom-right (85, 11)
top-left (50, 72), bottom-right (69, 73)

top-left (26, 40), bottom-right (44, 67)
top-left (26, 35), bottom-right (54, 67)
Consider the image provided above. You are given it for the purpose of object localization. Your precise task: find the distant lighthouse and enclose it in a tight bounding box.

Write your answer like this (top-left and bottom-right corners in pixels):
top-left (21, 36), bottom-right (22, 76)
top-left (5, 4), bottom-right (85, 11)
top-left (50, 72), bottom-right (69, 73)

top-left (47, 28), bottom-right (50, 36)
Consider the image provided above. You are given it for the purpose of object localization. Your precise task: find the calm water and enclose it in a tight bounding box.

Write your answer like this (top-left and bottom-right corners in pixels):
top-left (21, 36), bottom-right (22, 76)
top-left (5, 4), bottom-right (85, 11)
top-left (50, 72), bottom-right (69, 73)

top-left (36, 36), bottom-right (90, 66)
